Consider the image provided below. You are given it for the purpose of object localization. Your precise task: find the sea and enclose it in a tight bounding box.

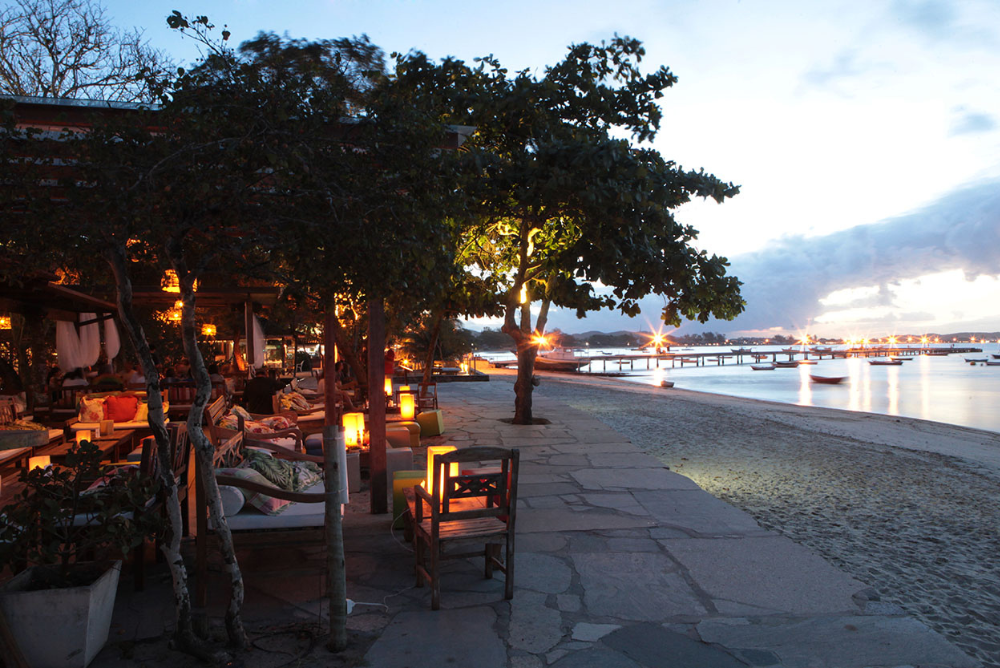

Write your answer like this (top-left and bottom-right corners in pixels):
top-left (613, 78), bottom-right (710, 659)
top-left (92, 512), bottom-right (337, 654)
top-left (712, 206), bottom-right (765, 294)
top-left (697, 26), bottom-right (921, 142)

top-left (478, 345), bottom-right (1000, 434)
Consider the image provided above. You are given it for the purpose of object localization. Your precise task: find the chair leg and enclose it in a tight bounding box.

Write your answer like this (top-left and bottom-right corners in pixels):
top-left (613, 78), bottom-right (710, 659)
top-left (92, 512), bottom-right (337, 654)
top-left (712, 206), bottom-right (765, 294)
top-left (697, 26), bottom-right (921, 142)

top-left (504, 538), bottom-right (515, 601)
top-left (414, 537), bottom-right (424, 588)
top-left (430, 541), bottom-right (441, 610)
top-left (132, 540), bottom-right (145, 592)
top-left (484, 544), bottom-right (493, 579)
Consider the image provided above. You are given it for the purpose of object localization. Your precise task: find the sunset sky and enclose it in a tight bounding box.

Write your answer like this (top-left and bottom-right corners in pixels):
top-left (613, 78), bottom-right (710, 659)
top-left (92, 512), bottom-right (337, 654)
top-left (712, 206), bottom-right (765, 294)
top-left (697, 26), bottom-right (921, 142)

top-left (107, 0), bottom-right (1000, 338)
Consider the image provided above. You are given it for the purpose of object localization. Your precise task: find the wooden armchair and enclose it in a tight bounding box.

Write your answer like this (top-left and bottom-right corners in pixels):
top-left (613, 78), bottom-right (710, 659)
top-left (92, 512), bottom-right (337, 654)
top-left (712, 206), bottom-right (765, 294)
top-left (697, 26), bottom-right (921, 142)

top-left (417, 382), bottom-right (438, 410)
top-left (411, 446), bottom-right (520, 610)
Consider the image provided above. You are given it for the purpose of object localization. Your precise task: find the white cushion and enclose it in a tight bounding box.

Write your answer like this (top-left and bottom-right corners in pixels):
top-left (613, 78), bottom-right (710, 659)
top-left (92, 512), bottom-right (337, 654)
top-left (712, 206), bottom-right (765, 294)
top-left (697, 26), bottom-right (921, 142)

top-left (219, 485), bottom-right (246, 516)
top-left (221, 481), bottom-right (327, 531)
top-left (71, 420), bottom-right (166, 432)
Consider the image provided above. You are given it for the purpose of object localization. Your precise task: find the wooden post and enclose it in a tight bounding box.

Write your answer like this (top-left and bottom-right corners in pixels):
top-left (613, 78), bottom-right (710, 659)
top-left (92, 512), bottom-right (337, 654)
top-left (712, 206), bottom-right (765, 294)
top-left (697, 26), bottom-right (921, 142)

top-left (324, 312), bottom-right (341, 428)
top-left (367, 299), bottom-right (387, 514)
top-left (244, 301), bottom-right (255, 370)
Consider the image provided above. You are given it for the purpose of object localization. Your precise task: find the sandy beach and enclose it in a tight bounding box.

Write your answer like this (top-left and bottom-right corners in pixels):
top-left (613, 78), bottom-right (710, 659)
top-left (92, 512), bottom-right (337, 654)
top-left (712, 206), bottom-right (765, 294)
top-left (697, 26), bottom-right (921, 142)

top-left (506, 369), bottom-right (1000, 667)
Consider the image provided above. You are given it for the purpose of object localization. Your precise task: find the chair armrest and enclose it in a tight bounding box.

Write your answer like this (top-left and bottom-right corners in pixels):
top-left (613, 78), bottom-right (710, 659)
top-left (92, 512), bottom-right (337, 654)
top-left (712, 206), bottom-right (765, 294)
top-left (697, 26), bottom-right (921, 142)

top-left (244, 437), bottom-right (323, 464)
top-left (215, 474), bottom-right (326, 503)
top-left (247, 427), bottom-right (304, 451)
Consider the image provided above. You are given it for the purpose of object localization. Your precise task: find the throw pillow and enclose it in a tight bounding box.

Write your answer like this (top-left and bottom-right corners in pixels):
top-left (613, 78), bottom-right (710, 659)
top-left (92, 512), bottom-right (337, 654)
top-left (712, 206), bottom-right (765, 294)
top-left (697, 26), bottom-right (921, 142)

top-left (218, 485), bottom-right (246, 516)
top-left (79, 397), bottom-right (105, 423)
top-left (105, 395), bottom-right (139, 422)
top-left (134, 402), bottom-right (149, 422)
top-left (243, 449), bottom-right (321, 492)
top-left (215, 467), bottom-right (290, 515)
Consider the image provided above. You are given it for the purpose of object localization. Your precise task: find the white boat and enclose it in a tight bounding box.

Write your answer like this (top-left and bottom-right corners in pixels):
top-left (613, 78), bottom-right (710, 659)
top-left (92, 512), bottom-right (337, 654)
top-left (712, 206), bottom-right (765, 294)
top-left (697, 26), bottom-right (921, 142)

top-left (751, 364), bottom-right (775, 371)
top-left (869, 359), bottom-right (903, 366)
top-left (534, 348), bottom-right (591, 372)
top-left (774, 360), bottom-right (799, 368)
top-left (730, 347), bottom-right (753, 354)
top-left (965, 357), bottom-right (988, 363)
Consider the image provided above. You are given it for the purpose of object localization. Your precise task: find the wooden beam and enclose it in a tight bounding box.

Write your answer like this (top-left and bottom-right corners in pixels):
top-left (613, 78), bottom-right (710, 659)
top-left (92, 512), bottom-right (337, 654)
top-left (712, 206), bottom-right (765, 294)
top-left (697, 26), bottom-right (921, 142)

top-left (367, 299), bottom-right (387, 515)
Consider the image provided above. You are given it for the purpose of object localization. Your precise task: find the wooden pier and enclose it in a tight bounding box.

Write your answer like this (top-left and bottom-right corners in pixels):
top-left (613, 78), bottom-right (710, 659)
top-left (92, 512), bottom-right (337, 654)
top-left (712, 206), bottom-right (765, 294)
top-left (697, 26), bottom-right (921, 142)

top-left (489, 347), bottom-right (984, 372)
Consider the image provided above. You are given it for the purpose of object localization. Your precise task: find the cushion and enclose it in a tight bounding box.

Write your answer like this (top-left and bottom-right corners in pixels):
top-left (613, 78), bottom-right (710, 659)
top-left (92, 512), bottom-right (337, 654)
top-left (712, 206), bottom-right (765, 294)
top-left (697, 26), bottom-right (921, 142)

top-left (79, 397), bottom-right (105, 423)
top-left (215, 467), bottom-right (290, 516)
top-left (219, 485), bottom-right (246, 516)
top-left (242, 449), bottom-right (321, 492)
top-left (134, 402), bottom-right (149, 422)
top-left (104, 395), bottom-right (139, 422)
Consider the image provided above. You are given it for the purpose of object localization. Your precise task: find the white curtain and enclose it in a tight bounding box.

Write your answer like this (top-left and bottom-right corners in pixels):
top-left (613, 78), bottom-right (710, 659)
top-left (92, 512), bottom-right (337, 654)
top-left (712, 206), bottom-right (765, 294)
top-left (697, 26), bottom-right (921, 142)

top-left (104, 318), bottom-right (121, 361)
top-left (252, 315), bottom-right (265, 369)
top-left (78, 312), bottom-right (101, 367)
top-left (56, 321), bottom-right (85, 372)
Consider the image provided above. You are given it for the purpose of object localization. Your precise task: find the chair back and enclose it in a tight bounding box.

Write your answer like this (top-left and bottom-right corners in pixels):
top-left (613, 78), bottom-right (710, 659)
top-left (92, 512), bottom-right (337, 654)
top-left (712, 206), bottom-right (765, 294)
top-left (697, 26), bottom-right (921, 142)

top-left (52, 385), bottom-right (88, 411)
top-left (0, 396), bottom-right (17, 424)
top-left (166, 381), bottom-right (197, 406)
top-left (202, 395), bottom-right (230, 446)
top-left (432, 446), bottom-right (519, 521)
top-left (212, 431), bottom-right (245, 468)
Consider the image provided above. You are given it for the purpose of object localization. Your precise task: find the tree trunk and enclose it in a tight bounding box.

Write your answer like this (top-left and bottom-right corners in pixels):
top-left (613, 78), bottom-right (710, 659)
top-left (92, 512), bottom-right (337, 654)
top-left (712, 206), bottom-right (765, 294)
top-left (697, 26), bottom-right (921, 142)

top-left (24, 312), bottom-right (48, 414)
top-left (105, 248), bottom-right (223, 662)
top-left (367, 299), bottom-right (387, 514)
top-left (168, 246), bottom-right (248, 650)
top-left (326, 313), bottom-right (366, 392)
top-left (512, 344), bottom-right (538, 424)
top-left (421, 312), bottom-right (444, 384)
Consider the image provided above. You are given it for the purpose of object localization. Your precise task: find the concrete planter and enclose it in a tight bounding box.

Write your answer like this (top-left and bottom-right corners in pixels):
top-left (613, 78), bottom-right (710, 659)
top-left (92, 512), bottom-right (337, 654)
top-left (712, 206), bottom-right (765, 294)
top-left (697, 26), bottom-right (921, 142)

top-left (0, 560), bottom-right (121, 668)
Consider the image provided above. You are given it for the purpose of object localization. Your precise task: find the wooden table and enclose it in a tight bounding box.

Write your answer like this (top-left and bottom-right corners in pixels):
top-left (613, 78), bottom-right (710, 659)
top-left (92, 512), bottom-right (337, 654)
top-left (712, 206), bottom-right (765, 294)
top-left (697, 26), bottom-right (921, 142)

top-left (39, 430), bottom-right (136, 463)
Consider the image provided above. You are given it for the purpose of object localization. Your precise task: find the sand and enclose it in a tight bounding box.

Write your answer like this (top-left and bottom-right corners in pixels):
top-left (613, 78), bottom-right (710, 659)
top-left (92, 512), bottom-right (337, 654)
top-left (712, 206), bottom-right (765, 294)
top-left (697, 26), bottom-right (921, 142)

top-left (514, 369), bottom-right (1000, 667)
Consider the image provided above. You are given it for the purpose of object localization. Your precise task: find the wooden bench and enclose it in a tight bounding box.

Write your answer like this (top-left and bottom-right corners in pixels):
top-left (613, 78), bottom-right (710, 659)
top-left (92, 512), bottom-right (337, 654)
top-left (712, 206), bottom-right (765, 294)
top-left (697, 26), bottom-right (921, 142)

top-left (408, 446), bottom-right (520, 610)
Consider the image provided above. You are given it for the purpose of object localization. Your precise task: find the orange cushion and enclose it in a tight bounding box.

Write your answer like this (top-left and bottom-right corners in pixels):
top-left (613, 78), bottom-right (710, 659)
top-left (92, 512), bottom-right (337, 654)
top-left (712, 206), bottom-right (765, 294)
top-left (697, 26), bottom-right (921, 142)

top-left (104, 395), bottom-right (139, 422)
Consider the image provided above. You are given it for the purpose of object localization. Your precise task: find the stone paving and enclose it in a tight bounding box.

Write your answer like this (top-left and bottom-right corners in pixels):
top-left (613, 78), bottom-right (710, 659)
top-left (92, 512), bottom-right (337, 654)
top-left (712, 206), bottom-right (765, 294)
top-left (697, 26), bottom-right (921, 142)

top-left (93, 377), bottom-right (980, 667)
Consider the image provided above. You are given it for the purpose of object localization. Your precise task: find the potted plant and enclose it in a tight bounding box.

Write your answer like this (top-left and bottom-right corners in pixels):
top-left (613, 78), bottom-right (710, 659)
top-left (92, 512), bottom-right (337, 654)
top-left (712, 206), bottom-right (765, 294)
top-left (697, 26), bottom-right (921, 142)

top-left (0, 441), bottom-right (161, 668)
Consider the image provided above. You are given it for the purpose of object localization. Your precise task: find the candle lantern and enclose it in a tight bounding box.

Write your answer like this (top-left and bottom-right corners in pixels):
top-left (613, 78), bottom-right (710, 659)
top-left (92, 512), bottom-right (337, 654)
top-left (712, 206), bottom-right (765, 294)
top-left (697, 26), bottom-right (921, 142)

top-left (425, 445), bottom-right (458, 498)
top-left (29, 455), bottom-right (51, 470)
top-left (384, 377), bottom-right (393, 396)
top-left (76, 430), bottom-right (92, 446)
top-left (399, 392), bottom-right (416, 420)
top-left (342, 412), bottom-right (365, 448)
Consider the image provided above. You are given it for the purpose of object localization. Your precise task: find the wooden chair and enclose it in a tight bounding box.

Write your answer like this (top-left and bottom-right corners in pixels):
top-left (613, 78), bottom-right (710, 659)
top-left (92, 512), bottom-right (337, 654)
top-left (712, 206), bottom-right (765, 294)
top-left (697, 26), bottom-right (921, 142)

top-left (411, 446), bottom-right (520, 610)
top-left (417, 382), bottom-right (438, 410)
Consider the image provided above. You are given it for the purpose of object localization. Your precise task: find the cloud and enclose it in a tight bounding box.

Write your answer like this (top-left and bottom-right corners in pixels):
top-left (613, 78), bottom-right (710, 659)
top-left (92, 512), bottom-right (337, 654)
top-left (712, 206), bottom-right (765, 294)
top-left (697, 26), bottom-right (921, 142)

top-left (801, 49), bottom-right (873, 93)
top-left (889, 0), bottom-right (998, 49)
top-left (698, 179), bottom-right (1000, 332)
top-left (950, 108), bottom-right (997, 135)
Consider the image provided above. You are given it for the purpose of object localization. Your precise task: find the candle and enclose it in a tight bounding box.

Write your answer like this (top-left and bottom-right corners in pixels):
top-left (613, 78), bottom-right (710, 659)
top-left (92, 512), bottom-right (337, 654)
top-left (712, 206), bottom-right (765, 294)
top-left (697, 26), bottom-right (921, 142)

top-left (424, 445), bottom-right (458, 498)
top-left (76, 430), bottom-right (92, 445)
top-left (28, 455), bottom-right (51, 470)
top-left (343, 412), bottom-right (364, 448)
top-left (399, 393), bottom-right (416, 420)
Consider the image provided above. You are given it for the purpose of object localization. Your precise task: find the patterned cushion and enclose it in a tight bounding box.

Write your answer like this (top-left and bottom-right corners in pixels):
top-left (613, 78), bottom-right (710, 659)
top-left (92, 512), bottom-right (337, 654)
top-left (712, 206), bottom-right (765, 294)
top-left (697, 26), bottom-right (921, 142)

top-left (134, 402), bottom-right (149, 422)
top-left (79, 397), bottom-right (105, 423)
top-left (242, 449), bottom-right (321, 492)
top-left (215, 467), bottom-right (290, 516)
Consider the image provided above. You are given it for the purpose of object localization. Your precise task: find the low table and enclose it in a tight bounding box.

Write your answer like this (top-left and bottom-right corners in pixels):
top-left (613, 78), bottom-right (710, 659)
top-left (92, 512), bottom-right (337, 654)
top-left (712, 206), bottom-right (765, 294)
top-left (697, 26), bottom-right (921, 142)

top-left (40, 430), bottom-right (136, 464)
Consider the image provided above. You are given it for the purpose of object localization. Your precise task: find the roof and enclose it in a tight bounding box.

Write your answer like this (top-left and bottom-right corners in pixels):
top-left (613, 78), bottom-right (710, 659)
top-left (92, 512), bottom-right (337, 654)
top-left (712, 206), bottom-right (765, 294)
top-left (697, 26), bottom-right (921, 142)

top-left (0, 277), bottom-right (117, 321)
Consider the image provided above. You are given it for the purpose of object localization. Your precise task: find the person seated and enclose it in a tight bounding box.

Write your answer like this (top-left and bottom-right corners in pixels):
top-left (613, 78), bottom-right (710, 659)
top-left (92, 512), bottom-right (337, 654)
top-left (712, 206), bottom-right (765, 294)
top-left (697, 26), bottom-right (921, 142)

top-left (334, 360), bottom-right (358, 390)
top-left (207, 363), bottom-right (225, 384)
top-left (317, 370), bottom-right (355, 410)
top-left (243, 369), bottom-right (285, 415)
top-left (174, 358), bottom-right (192, 379)
top-left (61, 368), bottom-right (90, 388)
top-left (125, 362), bottom-right (146, 386)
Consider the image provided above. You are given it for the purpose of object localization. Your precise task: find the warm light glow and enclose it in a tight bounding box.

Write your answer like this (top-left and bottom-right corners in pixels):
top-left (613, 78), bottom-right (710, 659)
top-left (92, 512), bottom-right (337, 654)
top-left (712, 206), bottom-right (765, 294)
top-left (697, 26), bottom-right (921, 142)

top-left (161, 270), bottom-right (197, 293)
top-left (921, 336), bottom-right (928, 344)
top-left (168, 309), bottom-right (182, 322)
top-left (460, 362), bottom-right (469, 374)
top-left (76, 430), bottom-right (92, 445)
top-left (201, 323), bottom-right (217, 337)
top-left (29, 455), bottom-right (50, 470)
top-left (519, 284), bottom-right (528, 304)
top-left (888, 336), bottom-right (897, 345)
top-left (424, 445), bottom-right (459, 498)
top-left (343, 413), bottom-right (365, 448)
top-left (384, 378), bottom-right (393, 396)
top-left (400, 393), bottom-right (416, 420)
top-left (0, 315), bottom-right (10, 330)
top-left (531, 333), bottom-right (548, 348)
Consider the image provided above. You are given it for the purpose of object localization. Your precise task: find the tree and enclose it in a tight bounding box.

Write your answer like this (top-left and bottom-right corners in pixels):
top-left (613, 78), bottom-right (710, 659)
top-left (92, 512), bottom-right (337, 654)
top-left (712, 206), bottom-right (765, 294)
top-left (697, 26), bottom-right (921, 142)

top-left (0, 0), bottom-right (170, 101)
top-left (448, 37), bottom-right (744, 423)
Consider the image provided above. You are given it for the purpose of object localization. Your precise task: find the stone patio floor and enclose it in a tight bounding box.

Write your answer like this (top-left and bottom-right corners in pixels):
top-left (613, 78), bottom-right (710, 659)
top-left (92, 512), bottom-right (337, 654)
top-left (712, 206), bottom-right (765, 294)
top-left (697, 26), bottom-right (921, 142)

top-left (92, 377), bottom-right (979, 668)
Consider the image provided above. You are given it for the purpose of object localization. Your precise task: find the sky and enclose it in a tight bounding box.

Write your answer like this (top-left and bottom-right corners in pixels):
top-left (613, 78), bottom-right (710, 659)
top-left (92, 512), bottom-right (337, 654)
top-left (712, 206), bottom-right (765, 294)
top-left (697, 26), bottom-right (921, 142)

top-left (104, 0), bottom-right (1000, 339)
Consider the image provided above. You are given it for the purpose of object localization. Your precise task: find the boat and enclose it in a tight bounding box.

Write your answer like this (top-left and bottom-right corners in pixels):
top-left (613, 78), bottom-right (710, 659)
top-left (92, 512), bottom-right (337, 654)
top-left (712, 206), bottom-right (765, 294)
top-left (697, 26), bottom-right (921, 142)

top-left (751, 364), bottom-right (775, 371)
top-left (888, 356), bottom-right (911, 362)
top-left (533, 348), bottom-right (592, 372)
top-left (780, 347), bottom-right (800, 354)
top-left (869, 359), bottom-right (903, 366)
top-left (992, 354), bottom-right (1000, 359)
top-left (986, 361), bottom-right (1000, 367)
top-left (809, 346), bottom-right (832, 354)
top-left (964, 357), bottom-right (988, 363)
top-left (730, 347), bottom-right (753, 354)
top-left (752, 354), bottom-right (770, 361)
top-left (774, 360), bottom-right (799, 368)
top-left (810, 375), bottom-right (846, 385)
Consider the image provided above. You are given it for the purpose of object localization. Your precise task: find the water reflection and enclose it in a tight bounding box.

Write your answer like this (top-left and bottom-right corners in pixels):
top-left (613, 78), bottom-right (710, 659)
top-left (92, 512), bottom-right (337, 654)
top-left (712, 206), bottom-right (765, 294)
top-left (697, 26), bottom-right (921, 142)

top-left (887, 366), bottom-right (899, 415)
top-left (919, 355), bottom-right (930, 420)
top-left (797, 365), bottom-right (812, 405)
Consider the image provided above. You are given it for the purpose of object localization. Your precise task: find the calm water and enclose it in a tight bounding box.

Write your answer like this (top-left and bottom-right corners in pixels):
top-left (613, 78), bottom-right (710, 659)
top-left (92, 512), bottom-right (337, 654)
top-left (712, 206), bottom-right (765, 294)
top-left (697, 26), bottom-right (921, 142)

top-left (482, 346), bottom-right (1000, 434)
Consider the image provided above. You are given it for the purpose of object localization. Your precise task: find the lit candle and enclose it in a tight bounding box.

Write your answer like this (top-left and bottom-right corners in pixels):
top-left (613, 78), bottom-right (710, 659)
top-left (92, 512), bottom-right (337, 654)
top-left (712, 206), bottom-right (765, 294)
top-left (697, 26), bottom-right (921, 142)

top-left (343, 412), bottom-right (364, 448)
top-left (399, 393), bottom-right (416, 420)
top-left (424, 445), bottom-right (458, 498)
top-left (29, 455), bottom-right (51, 470)
top-left (76, 430), bottom-right (92, 445)
top-left (384, 378), bottom-right (393, 396)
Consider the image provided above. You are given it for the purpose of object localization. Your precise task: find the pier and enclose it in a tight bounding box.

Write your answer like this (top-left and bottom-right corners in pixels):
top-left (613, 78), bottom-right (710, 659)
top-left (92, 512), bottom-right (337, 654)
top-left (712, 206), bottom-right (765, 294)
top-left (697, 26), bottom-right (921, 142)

top-left (488, 347), bottom-right (984, 372)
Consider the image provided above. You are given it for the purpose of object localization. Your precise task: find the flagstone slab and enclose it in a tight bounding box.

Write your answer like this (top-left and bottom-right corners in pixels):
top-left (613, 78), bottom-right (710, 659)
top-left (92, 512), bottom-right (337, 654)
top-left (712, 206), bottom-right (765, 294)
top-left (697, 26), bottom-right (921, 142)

top-left (549, 648), bottom-right (642, 668)
top-left (696, 616), bottom-right (980, 668)
top-left (509, 591), bottom-right (564, 653)
top-left (519, 482), bottom-right (581, 498)
top-left (662, 536), bottom-right (866, 615)
top-left (587, 452), bottom-right (664, 469)
top-left (550, 441), bottom-right (637, 454)
top-left (633, 490), bottom-right (768, 537)
top-left (571, 468), bottom-right (701, 491)
top-left (364, 607), bottom-right (506, 668)
top-left (519, 508), bottom-right (655, 533)
top-left (517, 553), bottom-right (574, 594)
top-left (603, 623), bottom-right (747, 668)
top-left (573, 552), bottom-right (707, 621)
